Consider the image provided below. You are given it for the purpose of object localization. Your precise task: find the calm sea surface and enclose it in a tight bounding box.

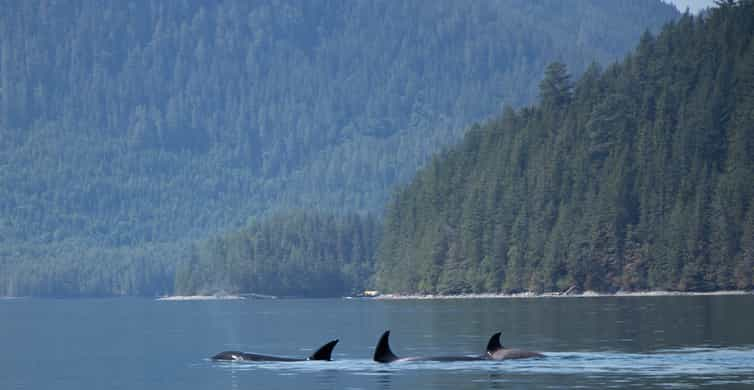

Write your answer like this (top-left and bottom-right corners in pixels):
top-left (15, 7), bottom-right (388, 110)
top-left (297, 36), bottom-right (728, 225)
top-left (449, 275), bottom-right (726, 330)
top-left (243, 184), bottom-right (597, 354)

top-left (1, 295), bottom-right (753, 389)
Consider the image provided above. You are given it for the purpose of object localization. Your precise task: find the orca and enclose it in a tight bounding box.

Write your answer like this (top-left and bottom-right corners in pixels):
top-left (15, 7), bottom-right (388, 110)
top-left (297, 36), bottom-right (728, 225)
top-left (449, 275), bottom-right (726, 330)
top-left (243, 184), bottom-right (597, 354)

top-left (212, 339), bottom-right (339, 362)
top-left (372, 330), bottom-right (544, 363)
top-left (373, 330), bottom-right (486, 363)
top-left (485, 331), bottom-right (544, 360)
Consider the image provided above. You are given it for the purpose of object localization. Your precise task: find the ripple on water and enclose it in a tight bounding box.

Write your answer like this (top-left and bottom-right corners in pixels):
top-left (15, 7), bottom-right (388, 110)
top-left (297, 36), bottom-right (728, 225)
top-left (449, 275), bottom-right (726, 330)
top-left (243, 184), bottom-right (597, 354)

top-left (207, 347), bottom-right (754, 379)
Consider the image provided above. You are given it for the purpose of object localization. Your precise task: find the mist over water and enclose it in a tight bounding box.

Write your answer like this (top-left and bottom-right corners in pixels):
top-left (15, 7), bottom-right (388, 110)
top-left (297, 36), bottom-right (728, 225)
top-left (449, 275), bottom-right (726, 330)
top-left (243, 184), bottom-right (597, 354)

top-left (1, 295), bottom-right (753, 389)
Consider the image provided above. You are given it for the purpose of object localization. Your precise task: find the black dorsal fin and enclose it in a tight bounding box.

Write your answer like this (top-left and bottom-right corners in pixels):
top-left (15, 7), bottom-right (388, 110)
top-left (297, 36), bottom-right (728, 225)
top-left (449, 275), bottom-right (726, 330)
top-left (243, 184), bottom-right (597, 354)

top-left (486, 332), bottom-right (503, 354)
top-left (373, 330), bottom-right (399, 363)
top-left (308, 339), bottom-right (339, 361)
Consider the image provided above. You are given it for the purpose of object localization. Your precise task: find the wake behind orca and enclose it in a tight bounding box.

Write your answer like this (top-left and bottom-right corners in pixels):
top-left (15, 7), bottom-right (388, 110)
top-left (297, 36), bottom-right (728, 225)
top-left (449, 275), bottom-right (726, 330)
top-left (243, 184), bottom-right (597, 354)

top-left (212, 339), bottom-right (339, 362)
top-left (373, 330), bottom-right (544, 363)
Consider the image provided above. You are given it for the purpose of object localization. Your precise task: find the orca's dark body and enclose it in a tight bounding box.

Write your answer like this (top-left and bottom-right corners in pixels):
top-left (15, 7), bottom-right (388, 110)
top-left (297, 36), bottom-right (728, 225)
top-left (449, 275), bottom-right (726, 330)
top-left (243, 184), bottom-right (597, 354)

top-left (372, 331), bottom-right (485, 363)
top-left (484, 332), bottom-right (544, 360)
top-left (372, 330), bottom-right (543, 363)
top-left (212, 339), bottom-right (338, 362)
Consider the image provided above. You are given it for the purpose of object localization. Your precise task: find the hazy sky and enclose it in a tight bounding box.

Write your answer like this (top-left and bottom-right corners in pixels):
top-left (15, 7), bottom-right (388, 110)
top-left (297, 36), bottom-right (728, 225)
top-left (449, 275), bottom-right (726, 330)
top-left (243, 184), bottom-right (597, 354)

top-left (666, 0), bottom-right (717, 13)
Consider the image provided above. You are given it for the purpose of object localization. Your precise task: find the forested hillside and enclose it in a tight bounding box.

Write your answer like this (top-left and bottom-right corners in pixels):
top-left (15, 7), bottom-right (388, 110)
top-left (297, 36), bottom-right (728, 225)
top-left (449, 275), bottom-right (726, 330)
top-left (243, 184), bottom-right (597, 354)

top-left (0, 1), bottom-right (678, 296)
top-left (376, 1), bottom-right (754, 294)
top-left (174, 212), bottom-right (380, 297)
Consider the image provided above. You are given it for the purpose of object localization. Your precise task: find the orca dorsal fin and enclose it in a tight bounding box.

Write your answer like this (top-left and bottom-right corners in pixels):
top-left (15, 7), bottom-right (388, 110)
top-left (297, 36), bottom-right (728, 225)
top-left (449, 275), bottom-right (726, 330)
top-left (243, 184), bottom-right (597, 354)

top-left (308, 339), bottom-right (339, 361)
top-left (373, 330), bottom-right (399, 363)
top-left (486, 332), bottom-right (503, 354)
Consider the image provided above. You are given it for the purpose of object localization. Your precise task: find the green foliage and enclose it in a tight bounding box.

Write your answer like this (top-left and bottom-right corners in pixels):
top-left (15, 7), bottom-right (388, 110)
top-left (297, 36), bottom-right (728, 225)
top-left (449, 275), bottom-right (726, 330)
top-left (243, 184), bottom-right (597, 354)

top-left (376, 1), bottom-right (754, 294)
top-left (0, 0), bottom-right (678, 296)
top-left (173, 211), bottom-right (381, 297)
top-left (539, 62), bottom-right (573, 109)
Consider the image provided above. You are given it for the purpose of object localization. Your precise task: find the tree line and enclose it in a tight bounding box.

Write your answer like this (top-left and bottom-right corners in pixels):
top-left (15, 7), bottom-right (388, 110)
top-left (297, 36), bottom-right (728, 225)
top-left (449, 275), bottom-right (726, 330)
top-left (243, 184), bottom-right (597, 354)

top-left (376, 1), bottom-right (754, 294)
top-left (174, 212), bottom-right (380, 297)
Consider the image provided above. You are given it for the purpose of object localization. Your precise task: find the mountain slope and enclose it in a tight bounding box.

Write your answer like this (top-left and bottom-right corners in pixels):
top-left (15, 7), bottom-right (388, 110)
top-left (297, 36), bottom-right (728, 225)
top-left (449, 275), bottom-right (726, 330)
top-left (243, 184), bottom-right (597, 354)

top-left (0, 0), bottom-right (679, 296)
top-left (375, 1), bottom-right (754, 294)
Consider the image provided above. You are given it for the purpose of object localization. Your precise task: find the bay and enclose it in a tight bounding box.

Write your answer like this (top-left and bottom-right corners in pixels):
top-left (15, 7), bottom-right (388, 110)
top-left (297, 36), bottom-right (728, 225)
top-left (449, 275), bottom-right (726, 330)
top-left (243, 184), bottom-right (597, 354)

top-left (1, 295), bottom-right (753, 389)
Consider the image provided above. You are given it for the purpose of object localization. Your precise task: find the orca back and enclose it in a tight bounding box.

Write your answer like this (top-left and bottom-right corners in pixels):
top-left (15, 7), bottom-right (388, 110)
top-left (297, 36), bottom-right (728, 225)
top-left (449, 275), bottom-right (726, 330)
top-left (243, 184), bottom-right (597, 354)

top-left (373, 330), bottom-right (399, 363)
top-left (485, 331), bottom-right (545, 360)
top-left (212, 351), bottom-right (245, 361)
top-left (308, 339), bottom-right (339, 361)
top-left (486, 332), bottom-right (503, 355)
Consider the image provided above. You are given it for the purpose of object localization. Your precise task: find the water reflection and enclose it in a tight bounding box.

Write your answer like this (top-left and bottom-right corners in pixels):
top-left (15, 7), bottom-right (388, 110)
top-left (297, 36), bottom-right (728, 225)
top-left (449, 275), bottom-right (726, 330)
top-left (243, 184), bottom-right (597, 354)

top-left (376, 372), bottom-right (392, 390)
top-left (207, 346), bottom-right (754, 390)
top-left (198, 296), bottom-right (754, 389)
top-left (3, 296), bottom-right (754, 390)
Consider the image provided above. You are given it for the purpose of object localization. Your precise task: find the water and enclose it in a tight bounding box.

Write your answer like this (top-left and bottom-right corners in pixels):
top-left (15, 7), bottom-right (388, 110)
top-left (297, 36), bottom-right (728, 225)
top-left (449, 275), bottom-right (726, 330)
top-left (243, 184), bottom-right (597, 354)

top-left (1, 295), bottom-right (753, 389)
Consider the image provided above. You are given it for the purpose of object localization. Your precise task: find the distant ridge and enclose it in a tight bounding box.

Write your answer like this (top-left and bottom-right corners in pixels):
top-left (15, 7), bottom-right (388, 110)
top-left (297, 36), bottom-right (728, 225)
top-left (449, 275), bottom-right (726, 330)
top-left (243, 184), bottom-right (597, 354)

top-left (0, 0), bottom-right (679, 297)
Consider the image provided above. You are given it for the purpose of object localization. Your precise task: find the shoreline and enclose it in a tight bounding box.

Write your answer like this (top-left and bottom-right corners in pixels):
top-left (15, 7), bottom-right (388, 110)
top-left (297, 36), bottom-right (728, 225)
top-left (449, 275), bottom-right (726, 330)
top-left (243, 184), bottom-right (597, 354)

top-left (3, 290), bottom-right (752, 301)
top-left (155, 295), bottom-right (245, 301)
top-left (374, 290), bottom-right (753, 300)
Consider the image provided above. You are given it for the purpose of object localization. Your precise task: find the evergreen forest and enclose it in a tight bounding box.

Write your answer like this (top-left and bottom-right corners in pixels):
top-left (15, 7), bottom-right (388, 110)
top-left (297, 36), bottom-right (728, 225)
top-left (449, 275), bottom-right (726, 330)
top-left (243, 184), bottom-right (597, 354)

top-left (174, 212), bottom-right (380, 297)
top-left (376, 1), bottom-right (754, 295)
top-left (0, 0), bottom-right (679, 296)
